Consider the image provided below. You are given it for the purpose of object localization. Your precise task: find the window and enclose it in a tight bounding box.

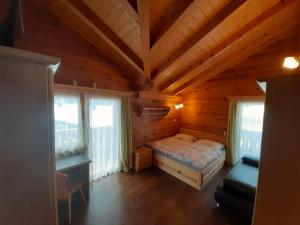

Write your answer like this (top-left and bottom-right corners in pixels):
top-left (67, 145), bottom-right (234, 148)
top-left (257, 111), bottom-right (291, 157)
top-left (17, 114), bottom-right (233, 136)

top-left (237, 101), bottom-right (265, 158)
top-left (86, 95), bottom-right (122, 181)
top-left (90, 105), bottom-right (113, 127)
top-left (54, 88), bottom-right (132, 181)
top-left (54, 91), bottom-right (84, 158)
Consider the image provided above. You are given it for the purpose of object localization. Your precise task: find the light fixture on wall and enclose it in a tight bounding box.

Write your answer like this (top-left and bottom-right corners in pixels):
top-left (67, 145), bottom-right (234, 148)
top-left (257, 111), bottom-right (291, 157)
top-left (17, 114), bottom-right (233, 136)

top-left (283, 56), bottom-right (299, 69)
top-left (175, 103), bottom-right (184, 109)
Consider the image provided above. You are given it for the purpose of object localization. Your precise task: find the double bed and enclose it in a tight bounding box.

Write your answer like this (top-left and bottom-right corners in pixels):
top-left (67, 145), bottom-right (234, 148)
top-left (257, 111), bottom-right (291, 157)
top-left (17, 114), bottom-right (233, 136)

top-left (147, 128), bottom-right (226, 190)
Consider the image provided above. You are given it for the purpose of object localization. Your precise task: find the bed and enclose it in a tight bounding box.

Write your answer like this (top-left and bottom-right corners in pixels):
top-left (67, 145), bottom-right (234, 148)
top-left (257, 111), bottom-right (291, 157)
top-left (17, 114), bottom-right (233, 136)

top-left (147, 128), bottom-right (226, 190)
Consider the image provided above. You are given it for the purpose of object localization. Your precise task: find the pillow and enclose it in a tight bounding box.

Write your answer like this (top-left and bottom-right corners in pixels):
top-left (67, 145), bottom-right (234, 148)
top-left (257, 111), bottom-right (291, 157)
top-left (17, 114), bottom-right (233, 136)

top-left (194, 139), bottom-right (224, 150)
top-left (173, 133), bottom-right (197, 143)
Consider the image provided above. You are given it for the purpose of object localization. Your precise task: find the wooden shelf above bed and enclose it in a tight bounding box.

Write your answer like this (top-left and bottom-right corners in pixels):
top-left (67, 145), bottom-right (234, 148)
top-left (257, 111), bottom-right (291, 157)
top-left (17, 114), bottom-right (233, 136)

top-left (138, 106), bottom-right (170, 118)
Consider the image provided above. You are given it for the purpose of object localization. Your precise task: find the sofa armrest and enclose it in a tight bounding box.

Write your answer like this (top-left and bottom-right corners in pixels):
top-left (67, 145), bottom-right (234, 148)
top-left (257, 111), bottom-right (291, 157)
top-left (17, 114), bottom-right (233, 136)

top-left (242, 155), bottom-right (260, 168)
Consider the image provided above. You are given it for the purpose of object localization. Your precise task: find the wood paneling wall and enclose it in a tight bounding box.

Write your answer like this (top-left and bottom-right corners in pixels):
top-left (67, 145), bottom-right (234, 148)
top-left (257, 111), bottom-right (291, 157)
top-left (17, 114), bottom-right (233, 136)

top-left (180, 37), bottom-right (297, 138)
top-left (132, 96), bottom-right (180, 148)
top-left (15, 0), bottom-right (180, 149)
top-left (15, 0), bottom-right (130, 91)
top-left (181, 78), bottom-right (264, 137)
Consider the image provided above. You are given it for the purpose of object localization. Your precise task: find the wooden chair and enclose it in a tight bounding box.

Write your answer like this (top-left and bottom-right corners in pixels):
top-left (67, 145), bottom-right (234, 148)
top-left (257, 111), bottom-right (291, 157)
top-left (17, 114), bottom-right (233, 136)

top-left (56, 172), bottom-right (86, 224)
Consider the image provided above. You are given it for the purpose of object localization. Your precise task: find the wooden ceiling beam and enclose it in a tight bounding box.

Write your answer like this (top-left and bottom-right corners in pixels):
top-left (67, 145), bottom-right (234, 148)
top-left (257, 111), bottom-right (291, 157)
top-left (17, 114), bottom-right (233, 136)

top-left (159, 0), bottom-right (297, 94)
top-left (221, 65), bottom-right (281, 77)
top-left (49, 0), bottom-right (144, 80)
top-left (152, 0), bottom-right (246, 81)
top-left (214, 69), bottom-right (285, 81)
top-left (216, 42), bottom-right (297, 79)
top-left (214, 68), bottom-right (295, 82)
top-left (253, 38), bottom-right (296, 56)
top-left (150, 0), bottom-right (193, 48)
top-left (220, 65), bottom-right (284, 76)
top-left (233, 52), bottom-right (297, 69)
top-left (253, 49), bottom-right (296, 61)
top-left (174, 21), bottom-right (298, 95)
top-left (174, 43), bottom-right (280, 95)
top-left (137, 0), bottom-right (151, 79)
top-left (227, 39), bottom-right (298, 70)
top-left (68, 0), bottom-right (143, 69)
top-left (117, 0), bottom-right (138, 22)
top-left (150, 0), bottom-right (196, 53)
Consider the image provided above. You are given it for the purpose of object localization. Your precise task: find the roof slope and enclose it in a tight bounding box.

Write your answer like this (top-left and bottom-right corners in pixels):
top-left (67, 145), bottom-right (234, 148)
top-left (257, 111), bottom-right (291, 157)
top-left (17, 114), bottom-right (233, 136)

top-left (49, 0), bottom-right (300, 94)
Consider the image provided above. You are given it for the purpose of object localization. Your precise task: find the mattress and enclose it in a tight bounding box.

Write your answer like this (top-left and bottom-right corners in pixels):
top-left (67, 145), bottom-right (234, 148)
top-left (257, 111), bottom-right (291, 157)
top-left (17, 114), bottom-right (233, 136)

top-left (147, 137), bottom-right (225, 171)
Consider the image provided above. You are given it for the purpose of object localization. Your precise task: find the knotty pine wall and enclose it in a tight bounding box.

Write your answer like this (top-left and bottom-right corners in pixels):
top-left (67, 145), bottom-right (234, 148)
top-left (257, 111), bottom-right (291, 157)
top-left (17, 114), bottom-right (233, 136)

top-left (15, 0), bottom-right (180, 148)
top-left (132, 97), bottom-right (180, 148)
top-left (180, 36), bottom-right (296, 140)
top-left (15, 0), bottom-right (130, 90)
top-left (181, 78), bottom-right (264, 138)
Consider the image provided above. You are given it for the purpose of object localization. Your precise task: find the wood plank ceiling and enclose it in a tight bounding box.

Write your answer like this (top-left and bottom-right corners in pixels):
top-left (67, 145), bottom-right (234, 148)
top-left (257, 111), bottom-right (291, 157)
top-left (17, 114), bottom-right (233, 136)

top-left (49, 0), bottom-right (300, 95)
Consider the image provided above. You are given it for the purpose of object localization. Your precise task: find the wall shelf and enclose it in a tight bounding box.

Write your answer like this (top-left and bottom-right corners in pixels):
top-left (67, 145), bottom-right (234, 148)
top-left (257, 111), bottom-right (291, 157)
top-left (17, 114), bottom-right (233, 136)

top-left (138, 106), bottom-right (170, 118)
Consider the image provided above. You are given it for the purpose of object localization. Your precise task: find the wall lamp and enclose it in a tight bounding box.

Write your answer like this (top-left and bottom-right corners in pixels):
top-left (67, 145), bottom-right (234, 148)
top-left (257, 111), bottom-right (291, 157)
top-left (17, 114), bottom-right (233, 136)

top-left (283, 56), bottom-right (299, 69)
top-left (175, 104), bottom-right (184, 109)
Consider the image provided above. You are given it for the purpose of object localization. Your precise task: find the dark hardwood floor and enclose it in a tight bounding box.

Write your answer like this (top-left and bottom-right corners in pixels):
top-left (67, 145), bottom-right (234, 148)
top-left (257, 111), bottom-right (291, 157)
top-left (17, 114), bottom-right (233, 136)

top-left (59, 167), bottom-right (247, 225)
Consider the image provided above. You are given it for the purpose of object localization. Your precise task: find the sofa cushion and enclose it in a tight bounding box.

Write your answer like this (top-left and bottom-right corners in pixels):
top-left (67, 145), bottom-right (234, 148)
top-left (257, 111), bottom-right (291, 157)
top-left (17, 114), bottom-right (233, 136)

top-left (242, 155), bottom-right (260, 168)
top-left (223, 160), bottom-right (258, 200)
top-left (215, 184), bottom-right (254, 223)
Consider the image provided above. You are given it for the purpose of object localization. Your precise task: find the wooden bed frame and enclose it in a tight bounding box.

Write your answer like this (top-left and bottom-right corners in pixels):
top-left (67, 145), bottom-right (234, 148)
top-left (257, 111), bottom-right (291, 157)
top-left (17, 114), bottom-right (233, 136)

top-left (153, 128), bottom-right (227, 190)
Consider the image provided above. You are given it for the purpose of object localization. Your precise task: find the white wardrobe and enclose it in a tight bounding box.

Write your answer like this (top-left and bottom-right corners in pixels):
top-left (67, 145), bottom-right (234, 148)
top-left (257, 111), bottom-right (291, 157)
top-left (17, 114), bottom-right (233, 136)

top-left (0, 46), bottom-right (60, 225)
top-left (253, 75), bottom-right (300, 225)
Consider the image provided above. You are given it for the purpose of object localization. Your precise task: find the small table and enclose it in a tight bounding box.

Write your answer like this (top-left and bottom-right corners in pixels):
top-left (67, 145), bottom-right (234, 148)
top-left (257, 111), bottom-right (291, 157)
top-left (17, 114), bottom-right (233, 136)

top-left (56, 154), bottom-right (91, 200)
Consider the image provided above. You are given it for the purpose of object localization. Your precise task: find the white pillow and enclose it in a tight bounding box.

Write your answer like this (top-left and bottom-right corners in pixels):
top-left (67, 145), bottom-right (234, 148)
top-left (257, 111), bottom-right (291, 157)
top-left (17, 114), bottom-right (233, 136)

top-left (194, 139), bottom-right (224, 150)
top-left (173, 133), bottom-right (197, 143)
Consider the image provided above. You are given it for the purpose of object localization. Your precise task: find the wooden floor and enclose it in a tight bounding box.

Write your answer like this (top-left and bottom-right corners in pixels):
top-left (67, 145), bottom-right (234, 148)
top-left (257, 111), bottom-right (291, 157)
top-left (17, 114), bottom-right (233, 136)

top-left (59, 167), bottom-right (247, 225)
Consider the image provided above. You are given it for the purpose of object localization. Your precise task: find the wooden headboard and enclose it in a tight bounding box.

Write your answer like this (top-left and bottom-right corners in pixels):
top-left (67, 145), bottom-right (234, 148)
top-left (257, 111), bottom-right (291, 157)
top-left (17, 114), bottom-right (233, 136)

top-left (179, 128), bottom-right (227, 146)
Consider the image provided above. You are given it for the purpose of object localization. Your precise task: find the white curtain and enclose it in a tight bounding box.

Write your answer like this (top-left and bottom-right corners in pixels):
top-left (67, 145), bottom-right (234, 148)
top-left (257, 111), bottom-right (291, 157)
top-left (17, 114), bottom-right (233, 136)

top-left (85, 94), bottom-right (122, 181)
top-left (236, 101), bottom-right (264, 158)
top-left (54, 90), bottom-right (84, 158)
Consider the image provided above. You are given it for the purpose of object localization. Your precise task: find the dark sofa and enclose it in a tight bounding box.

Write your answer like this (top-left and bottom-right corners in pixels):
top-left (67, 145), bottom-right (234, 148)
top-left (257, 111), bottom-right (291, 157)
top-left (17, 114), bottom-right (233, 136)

top-left (215, 155), bottom-right (259, 222)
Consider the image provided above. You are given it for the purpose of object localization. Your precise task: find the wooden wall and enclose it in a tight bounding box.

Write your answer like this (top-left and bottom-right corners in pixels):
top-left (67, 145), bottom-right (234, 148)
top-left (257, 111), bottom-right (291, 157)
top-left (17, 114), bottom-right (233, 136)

top-left (14, 0), bottom-right (180, 148)
top-left (132, 95), bottom-right (181, 148)
top-left (180, 37), bottom-right (296, 139)
top-left (15, 0), bottom-right (130, 91)
top-left (180, 78), bottom-right (264, 137)
top-left (17, 0), bottom-right (293, 149)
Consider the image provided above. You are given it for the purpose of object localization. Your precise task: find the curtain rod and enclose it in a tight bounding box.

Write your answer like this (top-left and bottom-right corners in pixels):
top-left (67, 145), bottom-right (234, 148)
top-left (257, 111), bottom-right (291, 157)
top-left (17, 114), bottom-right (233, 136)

top-left (54, 84), bottom-right (183, 101)
top-left (54, 83), bottom-right (133, 97)
top-left (227, 96), bottom-right (265, 101)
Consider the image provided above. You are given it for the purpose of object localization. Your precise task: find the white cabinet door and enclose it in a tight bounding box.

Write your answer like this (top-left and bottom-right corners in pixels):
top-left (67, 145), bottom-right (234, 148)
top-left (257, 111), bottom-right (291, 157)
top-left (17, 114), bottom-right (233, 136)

top-left (0, 55), bottom-right (57, 225)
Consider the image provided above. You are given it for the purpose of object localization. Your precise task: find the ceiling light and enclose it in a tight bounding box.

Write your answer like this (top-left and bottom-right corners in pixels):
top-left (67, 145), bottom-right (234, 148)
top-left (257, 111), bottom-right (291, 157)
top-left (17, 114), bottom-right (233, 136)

top-left (283, 57), bottom-right (299, 69)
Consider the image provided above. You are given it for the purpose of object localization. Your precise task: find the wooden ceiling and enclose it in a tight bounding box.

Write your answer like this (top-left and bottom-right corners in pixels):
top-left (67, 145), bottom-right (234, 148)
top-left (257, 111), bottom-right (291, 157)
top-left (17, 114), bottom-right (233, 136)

top-left (49, 0), bottom-right (300, 95)
top-left (212, 34), bottom-right (298, 82)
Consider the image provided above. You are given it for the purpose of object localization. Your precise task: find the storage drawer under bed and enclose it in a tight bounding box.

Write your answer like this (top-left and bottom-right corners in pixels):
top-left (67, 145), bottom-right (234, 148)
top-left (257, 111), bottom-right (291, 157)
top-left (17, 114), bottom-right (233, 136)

top-left (153, 153), bottom-right (202, 190)
top-left (153, 152), bottom-right (226, 190)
